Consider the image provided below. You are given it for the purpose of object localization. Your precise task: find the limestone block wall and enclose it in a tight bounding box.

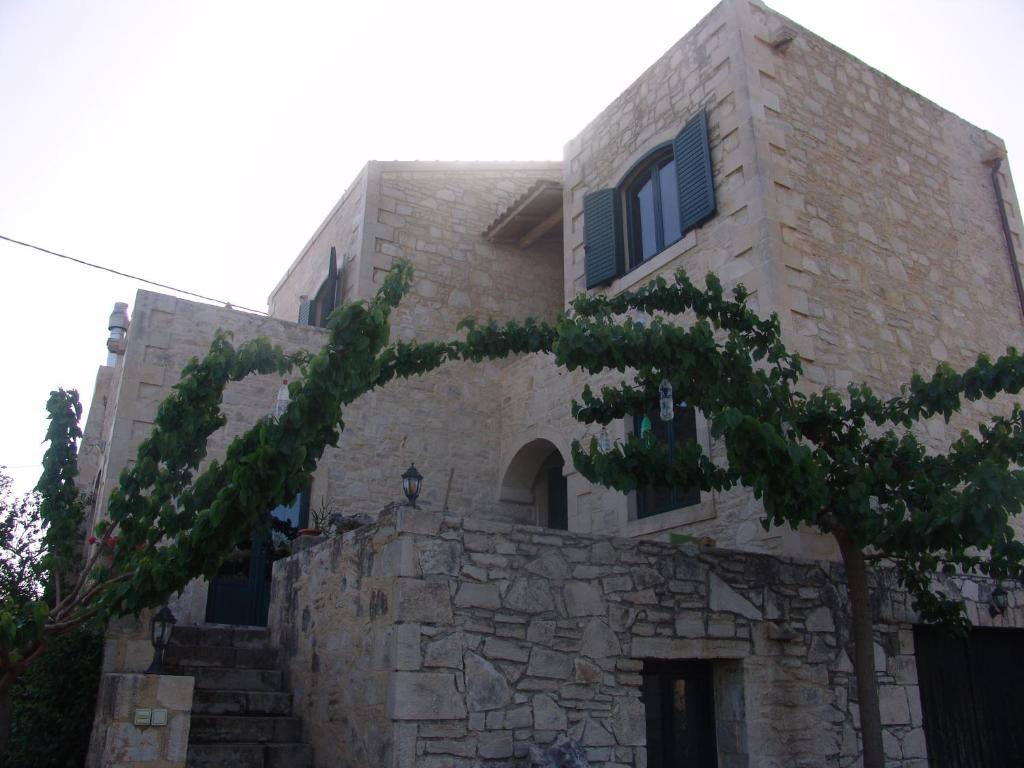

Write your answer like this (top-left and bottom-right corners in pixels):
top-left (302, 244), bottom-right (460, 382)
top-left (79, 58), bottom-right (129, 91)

top-left (741, 1), bottom-right (1024, 422)
top-left (368, 162), bottom-right (564, 339)
top-left (268, 508), bottom-right (1023, 768)
top-left (497, 352), bottom-right (787, 555)
top-left (499, 0), bottom-right (799, 552)
top-left (732, 0), bottom-right (1024, 544)
top-left (268, 166), bottom-right (369, 320)
top-left (563, 1), bottom-right (774, 311)
top-left (270, 161), bottom-right (567, 521)
top-left (86, 289), bottom-right (331, 640)
top-left (543, 0), bottom-right (1024, 551)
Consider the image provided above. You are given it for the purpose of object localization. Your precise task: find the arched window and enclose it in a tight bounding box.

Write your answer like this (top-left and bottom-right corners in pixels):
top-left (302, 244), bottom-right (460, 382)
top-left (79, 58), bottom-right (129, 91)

top-left (583, 110), bottom-right (716, 288)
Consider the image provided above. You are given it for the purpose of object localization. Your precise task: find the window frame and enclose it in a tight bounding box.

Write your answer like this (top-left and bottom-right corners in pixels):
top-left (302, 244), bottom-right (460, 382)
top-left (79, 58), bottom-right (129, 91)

top-left (622, 142), bottom-right (683, 269)
top-left (633, 403), bottom-right (701, 519)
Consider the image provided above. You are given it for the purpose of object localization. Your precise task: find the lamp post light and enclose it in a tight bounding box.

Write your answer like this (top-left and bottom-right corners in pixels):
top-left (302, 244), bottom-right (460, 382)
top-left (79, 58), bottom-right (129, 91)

top-left (145, 606), bottom-right (178, 675)
top-left (990, 585), bottom-right (1009, 617)
top-left (402, 463), bottom-right (423, 509)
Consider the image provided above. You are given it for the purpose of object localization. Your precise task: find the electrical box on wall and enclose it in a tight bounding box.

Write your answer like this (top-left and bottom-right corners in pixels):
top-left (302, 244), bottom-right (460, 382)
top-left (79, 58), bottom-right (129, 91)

top-left (133, 707), bottom-right (169, 727)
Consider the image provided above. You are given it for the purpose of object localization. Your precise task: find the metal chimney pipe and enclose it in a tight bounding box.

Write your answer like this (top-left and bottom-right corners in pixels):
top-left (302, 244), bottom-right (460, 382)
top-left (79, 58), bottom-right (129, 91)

top-left (106, 302), bottom-right (129, 366)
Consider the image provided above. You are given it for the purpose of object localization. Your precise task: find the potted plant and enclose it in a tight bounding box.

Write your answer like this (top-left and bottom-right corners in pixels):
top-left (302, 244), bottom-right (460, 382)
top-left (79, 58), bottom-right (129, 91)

top-left (298, 499), bottom-right (332, 537)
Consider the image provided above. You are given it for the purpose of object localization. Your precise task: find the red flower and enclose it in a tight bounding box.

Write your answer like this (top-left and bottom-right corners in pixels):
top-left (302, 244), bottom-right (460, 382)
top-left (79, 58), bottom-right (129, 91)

top-left (88, 535), bottom-right (97, 545)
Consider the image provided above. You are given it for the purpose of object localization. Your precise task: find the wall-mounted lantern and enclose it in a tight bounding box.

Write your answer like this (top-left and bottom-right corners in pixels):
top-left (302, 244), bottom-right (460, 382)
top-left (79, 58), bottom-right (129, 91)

top-left (402, 463), bottom-right (423, 508)
top-left (145, 606), bottom-right (177, 674)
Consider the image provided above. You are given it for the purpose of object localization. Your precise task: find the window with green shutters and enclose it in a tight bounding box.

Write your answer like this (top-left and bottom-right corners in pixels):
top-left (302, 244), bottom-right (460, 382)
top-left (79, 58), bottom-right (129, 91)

top-left (583, 110), bottom-right (715, 288)
top-left (298, 247), bottom-right (340, 327)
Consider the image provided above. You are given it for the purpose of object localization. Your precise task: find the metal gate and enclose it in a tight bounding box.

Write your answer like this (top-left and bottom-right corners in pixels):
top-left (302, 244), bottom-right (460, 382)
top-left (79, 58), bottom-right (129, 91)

top-left (914, 626), bottom-right (1024, 767)
top-left (205, 494), bottom-right (307, 627)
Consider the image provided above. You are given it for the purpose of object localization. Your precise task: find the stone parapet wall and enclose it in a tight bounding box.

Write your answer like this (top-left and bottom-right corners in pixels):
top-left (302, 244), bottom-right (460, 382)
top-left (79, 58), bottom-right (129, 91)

top-left (269, 508), bottom-right (1023, 767)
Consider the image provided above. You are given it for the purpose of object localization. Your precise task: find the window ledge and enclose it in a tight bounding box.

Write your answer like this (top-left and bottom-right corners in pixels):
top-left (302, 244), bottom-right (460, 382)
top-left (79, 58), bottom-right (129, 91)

top-left (626, 500), bottom-right (715, 537)
top-left (604, 230), bottom-right (698, 295)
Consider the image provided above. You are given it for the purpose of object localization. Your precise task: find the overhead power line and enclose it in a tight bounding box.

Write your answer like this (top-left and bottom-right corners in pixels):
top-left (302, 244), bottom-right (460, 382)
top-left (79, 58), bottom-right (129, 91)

top-left (0, 233), bottom-right (267, 315)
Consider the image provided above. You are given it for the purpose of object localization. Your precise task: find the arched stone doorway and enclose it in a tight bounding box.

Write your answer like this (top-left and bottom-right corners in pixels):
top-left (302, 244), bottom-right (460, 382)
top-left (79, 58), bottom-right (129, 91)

top-left (499, 438), bottom-right (568, 530)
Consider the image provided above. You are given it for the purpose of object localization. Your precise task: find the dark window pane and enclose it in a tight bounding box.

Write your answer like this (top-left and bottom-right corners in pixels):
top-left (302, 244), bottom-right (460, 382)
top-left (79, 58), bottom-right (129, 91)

top-left (635, 405), bottom-right (700, 518)
top-left (633, 176), bottom-right (658, 261)
top-left (659, 159), bottom-right (682, 245)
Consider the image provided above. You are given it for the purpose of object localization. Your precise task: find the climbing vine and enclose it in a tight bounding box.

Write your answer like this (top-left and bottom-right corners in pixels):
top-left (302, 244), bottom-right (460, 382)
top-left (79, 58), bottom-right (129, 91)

top-left (3, 263), bottom-right (1023, 768)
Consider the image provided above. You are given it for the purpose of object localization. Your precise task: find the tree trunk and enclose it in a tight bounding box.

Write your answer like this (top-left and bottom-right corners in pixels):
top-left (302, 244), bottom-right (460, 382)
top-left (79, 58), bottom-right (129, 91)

top-left (0, 675), bottom-right (13, 758)
top-left (835, 528), bottom-right (885, 768)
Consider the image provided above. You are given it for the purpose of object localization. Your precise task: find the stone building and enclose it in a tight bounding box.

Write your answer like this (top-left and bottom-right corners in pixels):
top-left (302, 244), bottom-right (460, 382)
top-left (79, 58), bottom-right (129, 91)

top-left (81, 1), bottom-right (1024, 766)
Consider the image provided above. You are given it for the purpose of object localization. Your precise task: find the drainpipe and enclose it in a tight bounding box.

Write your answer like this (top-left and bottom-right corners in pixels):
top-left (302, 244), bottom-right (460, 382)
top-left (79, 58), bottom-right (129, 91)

top-left (989, 157), bottom-right (1024, 323)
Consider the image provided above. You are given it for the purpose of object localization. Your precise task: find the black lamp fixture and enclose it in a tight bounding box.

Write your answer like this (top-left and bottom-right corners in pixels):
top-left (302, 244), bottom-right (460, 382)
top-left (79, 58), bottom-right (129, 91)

top-left (145, 605), bottom-right (178, 674)
top-left (990, 585), bottom-right (1009, 617)
top-left (402, 463), bottom-right (423, 508)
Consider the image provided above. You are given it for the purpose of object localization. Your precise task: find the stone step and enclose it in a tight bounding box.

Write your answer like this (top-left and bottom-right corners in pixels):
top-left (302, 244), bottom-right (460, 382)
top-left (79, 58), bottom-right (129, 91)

top-left (172, 625), bottom-right (272, 650)
top-left (190, 715), bottom-right (302, 745)
top-left (166, 643), bottom-right (279, 669)
top-left (193, 689), bottom-right (293, 716)
top-left (186, 742), bottom-right (311, 768)
top-left (168, 665), bottom-right (283, 692)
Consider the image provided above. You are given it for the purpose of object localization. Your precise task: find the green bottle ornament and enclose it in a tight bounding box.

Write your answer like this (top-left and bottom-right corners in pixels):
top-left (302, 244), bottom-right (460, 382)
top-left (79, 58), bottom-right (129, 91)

top-left (640, 414), bottom-right (653, 446)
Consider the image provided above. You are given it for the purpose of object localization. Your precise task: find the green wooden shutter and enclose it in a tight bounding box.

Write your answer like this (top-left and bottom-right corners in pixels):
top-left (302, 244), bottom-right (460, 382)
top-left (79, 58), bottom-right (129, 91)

top-left (317, 247), bottom-right (339, 326)
top-left (583, 189), bottom-right (624, 288)
top-left (297, 300), bottom-right (314, 325)
top-left (674, 110), bottom-right (716, 235)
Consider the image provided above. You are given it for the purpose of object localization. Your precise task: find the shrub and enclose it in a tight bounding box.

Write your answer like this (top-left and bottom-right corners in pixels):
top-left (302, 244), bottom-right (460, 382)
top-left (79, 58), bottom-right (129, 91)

top-left (3, 623), bottom-right (103, 767)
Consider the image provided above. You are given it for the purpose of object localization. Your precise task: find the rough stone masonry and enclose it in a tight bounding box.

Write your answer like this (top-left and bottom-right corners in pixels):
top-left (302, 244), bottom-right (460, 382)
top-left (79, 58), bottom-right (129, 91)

top-left (269, 506), bottom-right (1021, 768)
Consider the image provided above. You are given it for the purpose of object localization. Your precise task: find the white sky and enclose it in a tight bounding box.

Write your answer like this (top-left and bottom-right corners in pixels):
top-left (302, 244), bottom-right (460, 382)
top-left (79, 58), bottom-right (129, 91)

top-left (1, 0), bottom-right (1022, 494)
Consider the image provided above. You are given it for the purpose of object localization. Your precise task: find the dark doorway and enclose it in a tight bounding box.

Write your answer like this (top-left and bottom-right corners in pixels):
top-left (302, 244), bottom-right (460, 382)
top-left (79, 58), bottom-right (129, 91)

top-left (914, 626), bottom-right (1024, 767)
top-left (546, 463), bottom-right (568, 530)
top-left (205, 493), bottom-right (308, 626)
top-left (642, 660), bottom-right (718, 768)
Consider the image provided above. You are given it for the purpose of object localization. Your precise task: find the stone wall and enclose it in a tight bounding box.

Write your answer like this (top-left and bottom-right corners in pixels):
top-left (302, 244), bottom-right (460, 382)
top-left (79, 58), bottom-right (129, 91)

top-left (547, 0), bottom-right (1024, 551)
top-left (86, 673), bottom-right (194, 768)
top-left (491, 1), bottom-right (785, 552)
top-left (268, 507), bottom-right (1023, 768)
top-left (268, 161), bottom-right (567, 521)
top-left (86, 290), bottom-right (331, 640)
top-left (743, 1), bottom-right (1023, 399)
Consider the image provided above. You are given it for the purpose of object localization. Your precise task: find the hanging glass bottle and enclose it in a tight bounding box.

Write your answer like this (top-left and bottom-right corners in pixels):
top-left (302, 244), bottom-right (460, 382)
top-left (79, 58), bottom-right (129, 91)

top-left (597, 426), bottom-right (611, 454)
top-left (659, 378), bottom-right (674, 422)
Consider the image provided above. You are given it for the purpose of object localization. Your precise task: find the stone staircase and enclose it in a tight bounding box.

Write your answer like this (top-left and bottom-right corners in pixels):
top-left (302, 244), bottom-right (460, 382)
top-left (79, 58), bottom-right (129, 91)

top-left (165, 625), bottom-right (311, 768)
